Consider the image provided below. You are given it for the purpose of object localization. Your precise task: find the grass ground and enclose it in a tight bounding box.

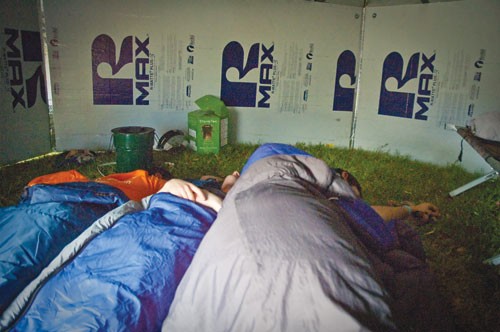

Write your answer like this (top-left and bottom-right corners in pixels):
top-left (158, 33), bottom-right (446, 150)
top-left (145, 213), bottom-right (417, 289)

top-left (1, 143), bottom-right (499, 331)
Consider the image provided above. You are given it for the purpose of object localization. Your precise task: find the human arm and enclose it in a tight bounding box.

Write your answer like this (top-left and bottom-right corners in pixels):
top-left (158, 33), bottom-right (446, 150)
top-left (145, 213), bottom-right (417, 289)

top-left (199, 190), bottom-right (223, 212)
top-left (158, 179), bottom-right (223, 212)
top-left (371, 202), bottom-right (440, 223)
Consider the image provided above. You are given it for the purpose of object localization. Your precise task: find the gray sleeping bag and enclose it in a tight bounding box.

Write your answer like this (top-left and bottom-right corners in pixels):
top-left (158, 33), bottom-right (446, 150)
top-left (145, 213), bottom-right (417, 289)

top-left (162, 154), bottom-right (397, 332)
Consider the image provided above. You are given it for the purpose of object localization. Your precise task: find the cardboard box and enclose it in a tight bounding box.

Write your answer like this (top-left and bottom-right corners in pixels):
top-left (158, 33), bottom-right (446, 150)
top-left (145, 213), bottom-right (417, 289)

top-left (188, 96), bottom-right (229, 154)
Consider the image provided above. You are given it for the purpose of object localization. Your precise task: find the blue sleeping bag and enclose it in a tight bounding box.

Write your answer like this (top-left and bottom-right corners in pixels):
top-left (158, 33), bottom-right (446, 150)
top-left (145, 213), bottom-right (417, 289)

top-left (0, 182), bottom-right (128, 315)
top-left (241, 142), bottom-right (312, 174)
top-left (8, 192), bottom-right (216, 332)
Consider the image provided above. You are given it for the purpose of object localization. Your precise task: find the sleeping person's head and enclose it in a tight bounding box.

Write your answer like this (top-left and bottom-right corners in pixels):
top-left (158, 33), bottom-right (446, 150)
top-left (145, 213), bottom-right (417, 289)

top-left (335, 168), bottom-right (363, 199)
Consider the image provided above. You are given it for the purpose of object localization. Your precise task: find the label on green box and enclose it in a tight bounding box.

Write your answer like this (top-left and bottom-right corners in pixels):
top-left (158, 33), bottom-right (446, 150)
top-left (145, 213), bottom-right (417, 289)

top-left (188, 110), bottom-right (228, 154)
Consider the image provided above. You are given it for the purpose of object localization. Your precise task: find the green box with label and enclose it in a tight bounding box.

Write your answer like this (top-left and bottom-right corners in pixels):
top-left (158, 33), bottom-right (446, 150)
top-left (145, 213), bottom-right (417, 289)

top-left (187, 95), bottom-right (229, 154)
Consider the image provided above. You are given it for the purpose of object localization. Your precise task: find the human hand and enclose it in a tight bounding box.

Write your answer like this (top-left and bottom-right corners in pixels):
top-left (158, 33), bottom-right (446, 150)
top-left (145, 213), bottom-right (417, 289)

top-left (412, 203), bottom-right (440, 223)
top-left (158, 179), bottom-right (207, 202)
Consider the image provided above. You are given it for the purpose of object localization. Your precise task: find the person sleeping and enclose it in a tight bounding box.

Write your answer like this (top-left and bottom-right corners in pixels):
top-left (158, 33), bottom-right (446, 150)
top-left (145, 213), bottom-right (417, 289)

top-left (26, 145), bottom-right (440, 222)
top-left (162, 143), bottom-right (454, 332)
top-left (161, 164), bottom-right (439, 223)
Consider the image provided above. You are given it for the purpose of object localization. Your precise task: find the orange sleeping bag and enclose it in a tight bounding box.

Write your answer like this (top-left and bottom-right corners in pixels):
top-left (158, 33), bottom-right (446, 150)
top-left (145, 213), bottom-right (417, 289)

top-left (28, 170), bottom-right (167, 201)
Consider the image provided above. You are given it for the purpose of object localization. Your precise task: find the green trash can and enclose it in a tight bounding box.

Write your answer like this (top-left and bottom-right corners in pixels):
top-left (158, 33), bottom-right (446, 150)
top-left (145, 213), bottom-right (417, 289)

top-left (112, 126), bottom-right (155, 172)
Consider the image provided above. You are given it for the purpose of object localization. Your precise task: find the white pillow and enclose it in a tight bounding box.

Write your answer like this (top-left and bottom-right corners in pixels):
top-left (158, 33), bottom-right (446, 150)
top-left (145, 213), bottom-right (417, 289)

top-left (468, 111), bottom-right (500, 142)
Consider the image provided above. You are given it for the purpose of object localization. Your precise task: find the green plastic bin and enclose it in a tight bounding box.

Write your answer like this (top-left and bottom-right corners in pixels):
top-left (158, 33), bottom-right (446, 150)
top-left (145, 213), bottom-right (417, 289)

top-left (112, 126), bottom-right (155, 172)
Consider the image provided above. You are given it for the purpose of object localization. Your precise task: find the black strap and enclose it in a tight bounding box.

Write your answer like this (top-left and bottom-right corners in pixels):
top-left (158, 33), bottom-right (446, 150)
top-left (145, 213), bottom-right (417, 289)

top-left (156, 130), bottom-right (185, 150)
top-left (457, 138), bottom-right (464, 162)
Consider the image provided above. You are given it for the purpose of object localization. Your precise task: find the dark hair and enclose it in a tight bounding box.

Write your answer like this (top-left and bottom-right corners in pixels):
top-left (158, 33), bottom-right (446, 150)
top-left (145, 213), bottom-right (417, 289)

top-left (334, 168), bottom-right (363, 198)
top-left (148, 166), bottom-right (173, 181)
